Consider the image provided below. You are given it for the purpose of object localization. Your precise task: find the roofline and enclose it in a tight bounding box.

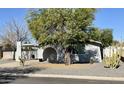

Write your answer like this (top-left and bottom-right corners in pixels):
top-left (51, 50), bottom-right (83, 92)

top-left (88, 39), bottom-right (102, 45)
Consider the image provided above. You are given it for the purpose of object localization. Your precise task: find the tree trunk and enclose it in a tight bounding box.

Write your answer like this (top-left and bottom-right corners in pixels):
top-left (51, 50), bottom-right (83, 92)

top-left (64, 51), bottom-right (71, 65)
top-left (13, 50), bottom-right (16, 60)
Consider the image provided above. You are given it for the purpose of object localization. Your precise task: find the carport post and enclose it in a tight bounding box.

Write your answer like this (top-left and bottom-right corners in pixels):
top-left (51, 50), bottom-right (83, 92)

top-left (16, 41), bottom-right (22, 61)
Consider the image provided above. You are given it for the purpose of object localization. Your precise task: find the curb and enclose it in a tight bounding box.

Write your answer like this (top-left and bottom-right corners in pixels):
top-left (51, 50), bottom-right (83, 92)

top-left (7, 73), bottom-right (124, 81)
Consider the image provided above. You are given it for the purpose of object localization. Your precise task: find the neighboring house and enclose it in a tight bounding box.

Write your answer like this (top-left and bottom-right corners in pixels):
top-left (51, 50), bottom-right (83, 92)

top-left (0, 42), bottom-right (38, 60)
top-left (2, 48), bottom-right (14, 60)
top-left (0, 40), bottom-right (15, 60)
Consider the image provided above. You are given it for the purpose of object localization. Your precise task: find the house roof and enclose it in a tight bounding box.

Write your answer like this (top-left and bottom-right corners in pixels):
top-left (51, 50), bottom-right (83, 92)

top-left (22, 44), bottom-right (39, 47)
top-left (86, 40), bottom-right (102, 47)
top-left (88, 39), bottom-right (102, 45)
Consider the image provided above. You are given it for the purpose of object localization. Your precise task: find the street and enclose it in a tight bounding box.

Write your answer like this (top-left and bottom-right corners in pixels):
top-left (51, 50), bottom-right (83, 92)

top-left (11, 77), bottom-right (124, 84)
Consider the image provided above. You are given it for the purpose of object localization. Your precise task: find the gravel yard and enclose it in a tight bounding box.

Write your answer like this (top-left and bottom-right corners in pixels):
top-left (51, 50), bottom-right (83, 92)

top-left (27, 60), bottom-right (124, 77)
top-left (1, 60), bottom-right (124, 77)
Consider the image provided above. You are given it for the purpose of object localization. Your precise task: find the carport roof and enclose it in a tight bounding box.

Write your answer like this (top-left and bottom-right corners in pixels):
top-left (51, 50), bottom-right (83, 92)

top-left (22, 44), bottom-right (39, 47)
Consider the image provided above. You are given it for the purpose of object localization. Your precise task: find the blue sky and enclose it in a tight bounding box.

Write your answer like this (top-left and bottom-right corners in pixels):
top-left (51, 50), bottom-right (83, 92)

top-left (94, 8), bottom-right (124, 41)
top-left (0, 8), bottom-right (27, 27)
top-left (0, 8), bottom-right (123, 41)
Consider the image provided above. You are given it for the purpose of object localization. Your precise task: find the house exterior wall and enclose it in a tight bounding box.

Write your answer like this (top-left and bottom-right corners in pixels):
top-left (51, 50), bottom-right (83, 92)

top-left (37, 44), bottom-right (102, 63)
top-left (73, 44), bottom-right (102, 63)
top-left (22, 50), bottom-right (38, 60)
top-left (37, 48), bottom-right (43, 59)
top-left (2, 51), bottom-right (14, 59)
top-left (16, 42), bottom-right (21, 61)
top-left (15, 41), bottom-right (102, 63)
top-left (37, 46), bottom-right (59, 62)
top-left (86, 44), bottom-right (102, 62)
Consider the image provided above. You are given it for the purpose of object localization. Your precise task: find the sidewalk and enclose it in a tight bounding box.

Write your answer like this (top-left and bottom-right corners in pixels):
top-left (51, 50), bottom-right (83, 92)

top-left (1, 60), bottom-right (124, 81)
top-left (12, 73), bottom-right (124, 81)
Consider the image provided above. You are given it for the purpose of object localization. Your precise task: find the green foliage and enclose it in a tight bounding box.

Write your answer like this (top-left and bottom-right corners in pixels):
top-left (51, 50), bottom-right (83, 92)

top-left (62, 31), bottom-right (87, 47)
top-left (88, 27), bottom-right (113, 48)
top-left (26, 8), bottom-right (113, 50)
top-left (101, 29), bottom-right (113, 48)
top-left (88, 27), bottom-right (101, 41)
top-left (26, 8), bottom-right (96, 50)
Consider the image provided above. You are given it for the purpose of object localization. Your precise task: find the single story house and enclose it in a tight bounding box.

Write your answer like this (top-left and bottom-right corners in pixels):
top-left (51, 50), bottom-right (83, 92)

top-left (37, 40), bottom-right (103, 63)
top-left (0, 40), bottom-right (103, 63)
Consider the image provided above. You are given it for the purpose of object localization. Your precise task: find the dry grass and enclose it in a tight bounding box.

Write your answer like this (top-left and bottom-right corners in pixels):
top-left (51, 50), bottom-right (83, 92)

top-left (29, 61), bottom-right (96, 69)
top-left (0, 60), bottom-right (97, 69)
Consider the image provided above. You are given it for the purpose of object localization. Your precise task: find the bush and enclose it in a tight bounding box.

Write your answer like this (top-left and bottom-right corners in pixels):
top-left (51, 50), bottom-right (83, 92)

top-left (103, 53), bottom-right (120, 69)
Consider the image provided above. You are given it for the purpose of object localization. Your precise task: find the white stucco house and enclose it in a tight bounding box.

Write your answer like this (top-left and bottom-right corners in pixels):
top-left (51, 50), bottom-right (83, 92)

top-left (37, 40), bottom-right (103, 63)
top-left (0, 40), bottom-right (103, 63)
top-left (15, 40), bottom-right (103, 63)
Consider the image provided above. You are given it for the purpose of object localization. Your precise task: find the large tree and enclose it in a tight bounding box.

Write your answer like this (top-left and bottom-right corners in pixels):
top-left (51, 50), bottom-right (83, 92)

top-left (0, 19), bottom-right (30, 60)
top-left (26, 8), bottom-right (113, 64)
top-left (27, 8), bottom-right (96, 64)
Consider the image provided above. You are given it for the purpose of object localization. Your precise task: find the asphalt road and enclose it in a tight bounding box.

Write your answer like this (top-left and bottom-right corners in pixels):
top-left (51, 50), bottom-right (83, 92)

top-left (10, 77), bottom-right (124, 84)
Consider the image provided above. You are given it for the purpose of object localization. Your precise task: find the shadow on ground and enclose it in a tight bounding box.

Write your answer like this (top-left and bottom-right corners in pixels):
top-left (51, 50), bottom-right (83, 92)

top-left (0, 66), bottom-right (46, 84)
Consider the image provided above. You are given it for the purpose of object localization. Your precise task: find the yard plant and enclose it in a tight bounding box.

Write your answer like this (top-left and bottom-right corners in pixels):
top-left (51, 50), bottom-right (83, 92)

top-left (103, 46), bottom-right (121, 69)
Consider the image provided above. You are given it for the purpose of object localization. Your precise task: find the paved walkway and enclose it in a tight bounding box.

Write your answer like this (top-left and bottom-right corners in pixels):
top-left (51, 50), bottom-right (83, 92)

top-left (1, 60), bottom-right (124, 78)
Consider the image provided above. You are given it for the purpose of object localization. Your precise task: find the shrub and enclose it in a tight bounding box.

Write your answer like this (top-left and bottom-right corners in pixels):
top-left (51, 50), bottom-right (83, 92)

top-left (103, 48), bottom-right (120, 69)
